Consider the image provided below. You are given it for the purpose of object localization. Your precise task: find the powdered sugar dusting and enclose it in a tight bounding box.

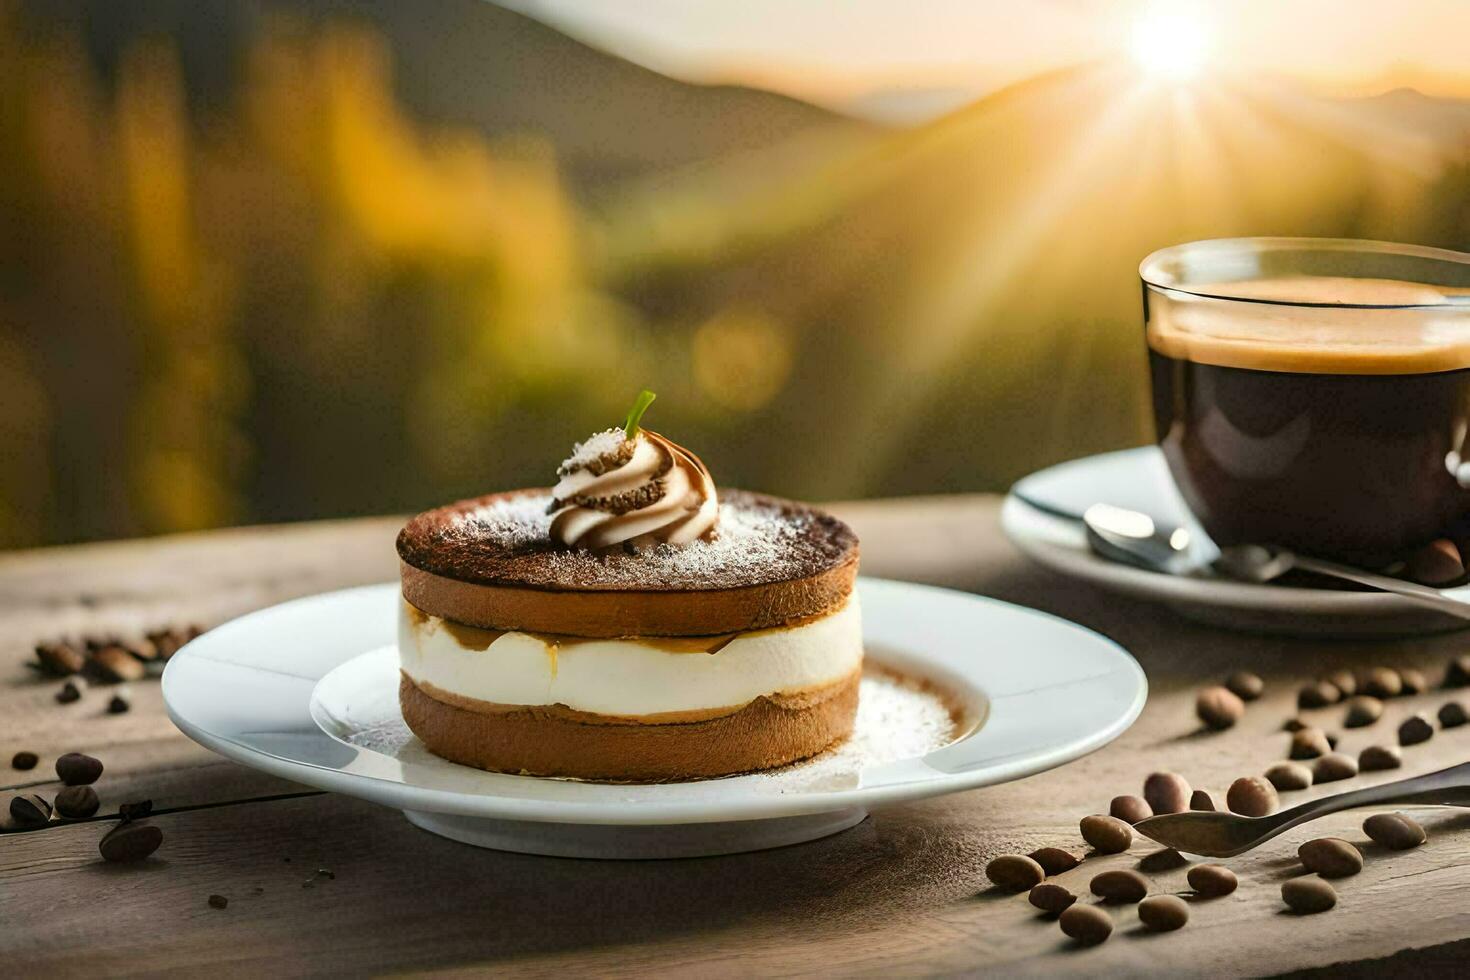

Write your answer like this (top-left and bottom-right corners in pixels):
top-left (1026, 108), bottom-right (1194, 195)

top-left (559, 428), bottom-right (628, 474)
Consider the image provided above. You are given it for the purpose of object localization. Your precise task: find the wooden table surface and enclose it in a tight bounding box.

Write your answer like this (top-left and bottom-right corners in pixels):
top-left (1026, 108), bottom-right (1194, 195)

top-left (5, 495), bottom-right (1470, 977)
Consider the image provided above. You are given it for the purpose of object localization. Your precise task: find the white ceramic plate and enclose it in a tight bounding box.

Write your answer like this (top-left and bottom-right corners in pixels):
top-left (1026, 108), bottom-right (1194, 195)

top-left (163, 578), bottom-right (1145, 859)
top-left (1004, 447), bottom-right (1468, 636)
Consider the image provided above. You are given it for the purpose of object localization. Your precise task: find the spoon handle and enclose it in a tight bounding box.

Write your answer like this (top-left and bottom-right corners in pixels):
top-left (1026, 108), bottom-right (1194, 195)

top-left (1266, 760), bottom-right (1470, 837)
top-left (1291, 555), bottom-right (1470, 620)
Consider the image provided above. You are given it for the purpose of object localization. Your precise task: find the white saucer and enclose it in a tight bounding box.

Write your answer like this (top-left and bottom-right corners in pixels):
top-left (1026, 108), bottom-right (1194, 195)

top-left (163, 578), bottom-right (1145, 859)
top-left (1004, 447), bottom-right (1469, 636)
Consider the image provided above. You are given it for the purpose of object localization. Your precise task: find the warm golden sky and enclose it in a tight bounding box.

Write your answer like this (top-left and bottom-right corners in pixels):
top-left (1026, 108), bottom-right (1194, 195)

top-left (503, 0), bottom-right (1470, 117)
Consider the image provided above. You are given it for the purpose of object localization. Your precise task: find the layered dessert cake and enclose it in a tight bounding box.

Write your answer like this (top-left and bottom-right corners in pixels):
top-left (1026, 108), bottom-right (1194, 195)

top-left (396, 393), bottom-right (861, 781)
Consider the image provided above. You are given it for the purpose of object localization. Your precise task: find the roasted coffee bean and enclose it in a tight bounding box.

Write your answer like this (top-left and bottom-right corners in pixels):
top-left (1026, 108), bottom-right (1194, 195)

top-left (1080, 814), bottom-right (1133, 854)
top-left (9, 793), bottom-right (52, 826)
top-left (55, 785), bottom-right (100, 819)
top-left (986, 854), bottom-right (1045, 892)
top-left (11, 750), bottom-right (38, 771)
top-left (1189, 789), bottom-right (1217, 811)
top-left (34, 642), bottom-right (84, 676)
top-left (1364, 667), bottom-right (1403, 699)
top-left (118, 799), bottom-right (154, 821)
top-left (1187, 864), bottom-right (1238, 897)
top-left (1438, 701), bottom-right (1468, 728)
top-left (1028, 847), bottom-right (1080, 876)
top-left (1289, 727), bottom-right (1332, 760)
top-left (1447, 654), bottom-right (1470, 688)
top-left (1091, 869), bottom-right (1149, 903)
top-left (1313, 753), bottom-right (1359, 783)
top-left (1400, 668), bottom-right (1429, 695)
top-left (1028, 882), bottom-right (1076, 915)
top-left (1298, 681), bottom-right (1340, 709)
top-left (208, 894), bottom-right (228, 910)
top-left (1226, 776), bottom-right (1277, 816)
top-left (1143, 772), bottom-right (1191, 815)
top-left (1282, 877), bottom-right (1336, 914)
top-left (1264, 761), bottom-right (1313, 791)
top-left (1138, 848), bottom-right (1189, 873)
top-left (1109, 794), bottom-right (1152, 825)
top-left (1197, 685), bottom-right (1245, 730)
top-left (1407, 538), bottom-right (1464, 584)
top-left (1137, 894), bottom-right (1189, 932)
top-left (1283, 717), bottom-right (1308, 732)
top-left (1359, 744), bottom-right (1402, 771)
top-left (1323, 670), bottom-right (1357, 698)
top-left (1363, 812), bottom-right (1426, 850)
top-left (99, 821), bottom-right (162, 863)
top-left (55, 752), bottom-right (103, 786)
top-left (1059, 903), bottom-right (1112, 945)
top-left (56, 680), bottom-right (83, 704)
top-left (1299, 838), bottom-right (1363, 878)
top-left (107, 693), bottom-right (130, 715)
top-left (1343, 696), bottom-right (1383, 728)
top-left (89, 644), bottom-right (145, 683)
top-left (1399, 713), bottom-right (1435, 747)
top-left (1225, 671), bottom-right (1264, 701)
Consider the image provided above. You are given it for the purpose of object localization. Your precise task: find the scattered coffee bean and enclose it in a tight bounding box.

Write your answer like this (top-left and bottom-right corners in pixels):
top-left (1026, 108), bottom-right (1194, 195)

top-left (34, 642), bottom-right (84, 676)
top-left (1398, 713), bottom-right (1435, 747)
top-left (1197, 685), bottom-right (1245, 730)
top-left (1138, 848), bottom-right (1190, 873)
top-left (11, 750), bottom-right (38, 771)
top-left (1143, 772), bottom-right (1191, 815)
top-left (1447, 654), bottom-right (1470, 688)
top-left (118, 799), bottom-right (153, 821)
top-left (9, 793), bottom-right (52, 827)
top-left (1109, 795), bottom-right (1152, 825)
top-left (1227, 776), bottom-right (1278, 817)
top-left (1323, 670), bottom-right (1357, 698)
top-left (1029, 882), bottom-right (1076, 915)
top-left (1400, 668), bottom-right (1429, 695)
top-left (55, 752), bottom-right (103, 786)
top-left (208, 894), bottom-right (228, 910)
top-left (107, 692), bottom-right (131, 715)
top-left (1407, 538), bottom-right (1464, 585)
top-left (1138, 894), bottom-right (1189, 932)
top-left (90, 644), bottom-right (145, 683)
top-left (1187, 864), bottom-right (1238, 897)
top-left (55, 785), bottom-right (100, 819)
top-left (1298, 681), bottom-right (1340, 709)
top-left (99, 821), bottom-right (163, 863)
top-left (1264, 762), bottom-right (1313, 792)
top-left (1363, 812), bottom-right (1426, 850)
top-left (1289, 727), bottom-right (1332, 760)
top-left (1189, 789), bottom-right (1217, 811)
top-left (1438, 701), bottom-right (1468, 728)
top-left (1283, 717), bottom-right (1308, 732)
top-left (56, 680), bottom-right (83, 704)
top-left (1343, 696), bottom-right (1384, 728)
top-left (1313, 753), bottom-right (1359, 783)
top-left (1225, 671), bottom-right (1264, 701)
top-left (1299, 838), bottom-right (1363, 878)
top-left (1080, 814), bottom-right (1133, 854)
top-left (1059, 903), bottom-right (1113, 945)
top-left (1091, 869), bottom-right (1149, 903)
top-left (1282, 877), bottom-right (1337, 914)
top-left (1359, 744), bottom-right (1402, 771)
top-left (987, 854), bottom-right (1045, 892)
top-left (1364, 667), bottom-right (1403, 699)
top-left (1028, 847), bottom-right (1080, 876)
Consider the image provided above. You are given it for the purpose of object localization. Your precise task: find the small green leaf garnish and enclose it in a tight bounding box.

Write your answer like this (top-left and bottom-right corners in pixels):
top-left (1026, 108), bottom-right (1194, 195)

top-left (623, 389), bottom-right (656, 440)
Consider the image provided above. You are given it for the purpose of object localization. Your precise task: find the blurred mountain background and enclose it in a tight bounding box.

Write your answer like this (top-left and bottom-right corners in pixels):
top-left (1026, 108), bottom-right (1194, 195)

top-left (1, 0), bottom-right (1467, 546)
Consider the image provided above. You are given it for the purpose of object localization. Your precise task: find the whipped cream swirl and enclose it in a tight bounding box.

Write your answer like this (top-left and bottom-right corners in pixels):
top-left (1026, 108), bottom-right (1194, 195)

top-left (549, 428), bottom-right (719, 549)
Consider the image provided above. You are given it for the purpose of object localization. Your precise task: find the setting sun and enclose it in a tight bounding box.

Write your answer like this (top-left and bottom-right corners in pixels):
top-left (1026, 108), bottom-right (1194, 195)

top-left (1129, 5), bottom-right (1213, 81)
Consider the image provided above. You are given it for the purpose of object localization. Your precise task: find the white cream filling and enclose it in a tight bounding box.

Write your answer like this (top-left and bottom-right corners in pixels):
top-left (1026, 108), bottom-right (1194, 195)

top-left (398, 596), bottom-right (862, 717)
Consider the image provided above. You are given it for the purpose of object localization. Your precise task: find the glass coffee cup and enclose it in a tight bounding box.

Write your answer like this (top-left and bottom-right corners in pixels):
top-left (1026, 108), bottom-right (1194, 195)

top-left (1141, 238), bottom-right (1470, 568)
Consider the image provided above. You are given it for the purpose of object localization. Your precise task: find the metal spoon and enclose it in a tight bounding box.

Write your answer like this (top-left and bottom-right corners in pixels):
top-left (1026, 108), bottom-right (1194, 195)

top-left (1134, 761), bottom-right (1470, 856)
top-left (1081, 502), bottom-right (1470, 621)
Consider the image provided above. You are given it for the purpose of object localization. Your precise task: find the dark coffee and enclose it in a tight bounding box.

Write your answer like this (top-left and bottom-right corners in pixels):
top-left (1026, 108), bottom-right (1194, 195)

top-left (1146, 275), bottom-right (1470, 565)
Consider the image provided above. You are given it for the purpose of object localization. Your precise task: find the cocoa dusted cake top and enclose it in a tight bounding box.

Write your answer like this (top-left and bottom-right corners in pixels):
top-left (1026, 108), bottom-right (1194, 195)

top-left (396, 489), bottom-right (858, 593)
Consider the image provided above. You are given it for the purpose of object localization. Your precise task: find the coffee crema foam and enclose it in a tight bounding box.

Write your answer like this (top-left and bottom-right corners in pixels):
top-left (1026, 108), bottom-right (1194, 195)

top-left (1147, 276), bottom-right (1470, 375)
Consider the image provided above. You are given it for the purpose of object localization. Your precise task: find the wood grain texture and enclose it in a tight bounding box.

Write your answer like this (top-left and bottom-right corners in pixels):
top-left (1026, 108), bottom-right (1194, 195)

top-left (3, 497), bottom-right (1470, 976)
